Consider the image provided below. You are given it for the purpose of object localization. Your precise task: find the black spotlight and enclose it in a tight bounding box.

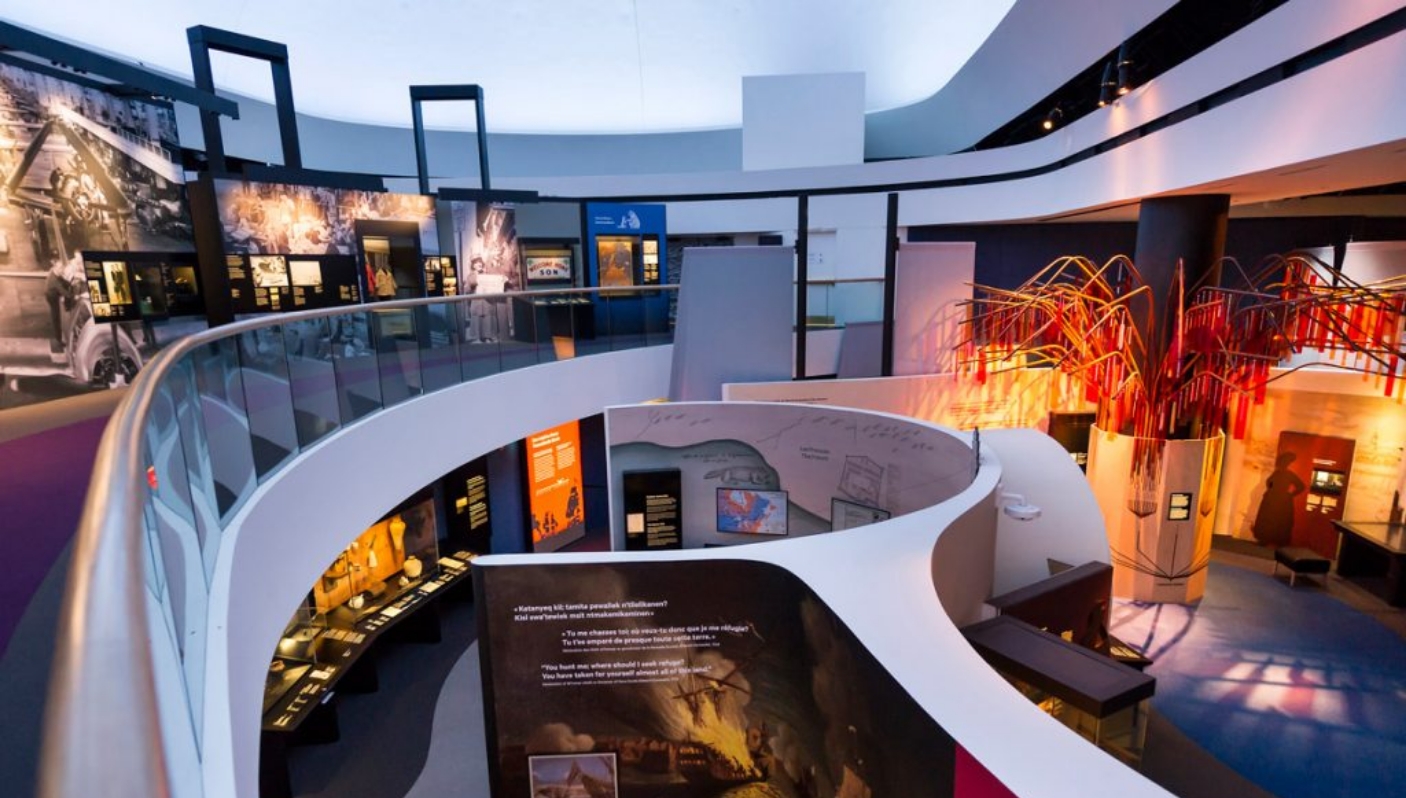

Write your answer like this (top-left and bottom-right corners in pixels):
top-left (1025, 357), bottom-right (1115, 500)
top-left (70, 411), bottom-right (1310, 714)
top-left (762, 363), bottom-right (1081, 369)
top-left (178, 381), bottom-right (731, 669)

top-left (1116, 44), bottom-right (1133, 96)
top-left (1098, 61), bottom-right (1117, 107)
top-left (1041, 106), bottom-right (1064, 132)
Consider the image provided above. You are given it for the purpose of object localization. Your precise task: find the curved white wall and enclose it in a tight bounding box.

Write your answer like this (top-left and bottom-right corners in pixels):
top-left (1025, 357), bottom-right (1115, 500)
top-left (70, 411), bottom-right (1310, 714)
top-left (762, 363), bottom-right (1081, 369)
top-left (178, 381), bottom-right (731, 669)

top-left (171, 0), bottom-right (1406, 226)
top-left (478, 425), bottom-right (1168, 798)
top-left (201, 346), bottom-right (673, 798)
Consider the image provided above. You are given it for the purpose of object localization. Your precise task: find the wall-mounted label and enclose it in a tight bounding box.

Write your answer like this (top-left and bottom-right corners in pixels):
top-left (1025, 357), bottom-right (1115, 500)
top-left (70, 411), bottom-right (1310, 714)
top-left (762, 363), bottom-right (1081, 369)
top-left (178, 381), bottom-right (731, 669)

top-left (623, 469), bottom-right (682, 551)
top-left (527, 421), bottom-right (586, 552)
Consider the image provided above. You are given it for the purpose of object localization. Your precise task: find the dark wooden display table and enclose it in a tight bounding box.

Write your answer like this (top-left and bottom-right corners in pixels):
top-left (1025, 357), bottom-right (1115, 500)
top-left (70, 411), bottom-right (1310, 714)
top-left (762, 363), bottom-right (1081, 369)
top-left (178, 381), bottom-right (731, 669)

top-left (1332, 520), bottom-right (1406, 606)
top-left (258, 551), bottom-right (476, 798)
top-left (962, 615), bottom-right (1155, 717)
top-left (962, 615), bottom-right (1156, 766)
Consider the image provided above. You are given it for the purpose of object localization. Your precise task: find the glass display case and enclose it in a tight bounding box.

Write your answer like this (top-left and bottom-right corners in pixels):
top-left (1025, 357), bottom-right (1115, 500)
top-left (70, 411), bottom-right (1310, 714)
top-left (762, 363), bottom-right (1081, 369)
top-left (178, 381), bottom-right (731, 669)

top-left (311, 498), bottom-right (440, 624)
top-left (962, 615), bottom-right (1155, 768)
top-left (264, 606), bottom-right (326, 715)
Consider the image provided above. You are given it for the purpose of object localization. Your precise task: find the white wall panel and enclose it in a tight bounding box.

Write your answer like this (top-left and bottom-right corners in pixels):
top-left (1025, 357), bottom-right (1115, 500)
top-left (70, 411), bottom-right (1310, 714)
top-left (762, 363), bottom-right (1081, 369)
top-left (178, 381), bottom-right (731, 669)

top-left (201, 346), bottom-right (673, 798)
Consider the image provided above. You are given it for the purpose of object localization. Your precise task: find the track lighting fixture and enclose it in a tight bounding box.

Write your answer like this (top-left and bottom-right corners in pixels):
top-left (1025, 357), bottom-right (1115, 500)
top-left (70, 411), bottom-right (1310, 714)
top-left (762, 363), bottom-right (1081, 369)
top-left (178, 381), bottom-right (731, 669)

top-left (1116, 44), bottom-right (1133, 96)
top-left (1098, 60), bottom-right (1116, 107)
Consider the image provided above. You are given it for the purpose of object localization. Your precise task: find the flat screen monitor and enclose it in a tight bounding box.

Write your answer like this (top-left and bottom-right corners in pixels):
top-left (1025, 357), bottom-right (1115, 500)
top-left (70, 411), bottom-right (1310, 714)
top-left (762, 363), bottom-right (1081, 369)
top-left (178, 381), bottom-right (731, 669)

top-left (1310, 468), bottom-right (1345, 495)
top-left (716, 488), bottom-right (788, 536)
top-left (523, 246), bottom-right (574, 284)
top-left (830, 497), bottom-right (891, 531)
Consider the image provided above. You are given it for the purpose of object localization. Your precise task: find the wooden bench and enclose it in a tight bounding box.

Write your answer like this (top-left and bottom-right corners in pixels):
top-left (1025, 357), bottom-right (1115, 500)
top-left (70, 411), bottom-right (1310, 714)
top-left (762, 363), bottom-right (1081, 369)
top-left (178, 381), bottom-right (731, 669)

top-left (1273, 546), bottom-right (1331, 588)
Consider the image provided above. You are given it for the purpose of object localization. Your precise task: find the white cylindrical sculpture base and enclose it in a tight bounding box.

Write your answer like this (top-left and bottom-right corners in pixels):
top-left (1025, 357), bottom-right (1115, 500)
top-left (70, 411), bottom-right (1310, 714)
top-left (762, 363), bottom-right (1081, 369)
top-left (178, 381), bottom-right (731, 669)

top-left (1087, 426), bottom-right (1225, 603)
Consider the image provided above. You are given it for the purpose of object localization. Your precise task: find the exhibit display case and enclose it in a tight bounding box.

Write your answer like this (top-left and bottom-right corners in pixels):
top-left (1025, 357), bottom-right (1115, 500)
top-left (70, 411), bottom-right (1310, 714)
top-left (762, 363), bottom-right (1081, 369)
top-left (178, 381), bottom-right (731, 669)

top-left (962, 616), bottom-right (1154, 768)
top-left (261, 493), bottom-right (479, 737)
top-left (520, 242), bottom-right (576, 288)
top-left (311, 502), bottom-right (440, 621)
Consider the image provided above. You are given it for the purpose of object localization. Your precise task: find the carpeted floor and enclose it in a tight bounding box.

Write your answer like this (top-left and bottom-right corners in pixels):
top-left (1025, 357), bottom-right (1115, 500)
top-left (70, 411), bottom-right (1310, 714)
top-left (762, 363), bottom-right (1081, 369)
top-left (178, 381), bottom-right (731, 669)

top-left (286, 593), bottom-right (480, 798)
top-left (1112, 560), bottom-right (1406, 798)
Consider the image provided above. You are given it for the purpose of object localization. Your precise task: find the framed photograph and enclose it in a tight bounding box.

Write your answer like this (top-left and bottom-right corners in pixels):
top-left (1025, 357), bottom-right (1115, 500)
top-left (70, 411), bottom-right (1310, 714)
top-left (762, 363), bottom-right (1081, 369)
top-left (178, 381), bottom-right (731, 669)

top-left (716, 488), bottom-right (788, 536)
top-left (251, 255), bottom-right (291, 288)
top-left (289, 259), bottom-right (323, 288)
top-left (529, 753), bottom-right (617, 798)
top-left (831, 497), bottom-right (891, 531)
top-left (525, 254), bottom-right (573, 283)
top-left (102, 261), bottom-right (133, 305)
top-left (596, 236), bottom-right (636, 287)
top-left (1167, 492), bottom-right (1192, 521)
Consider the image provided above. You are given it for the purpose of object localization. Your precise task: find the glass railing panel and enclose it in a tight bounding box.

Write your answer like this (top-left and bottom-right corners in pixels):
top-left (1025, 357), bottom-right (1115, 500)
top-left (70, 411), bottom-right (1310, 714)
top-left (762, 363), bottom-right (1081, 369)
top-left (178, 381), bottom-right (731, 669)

top-left (457, 301), bottom-right (504, 381)
top-left (282, 317), bottom-right (343, 448)
top-left (144, 377), bottom-right (196, 533)
top-left (573, 290), bottom-right (611, 358)
top-left (141, 443), bottom-right (208, 754)
top-left (236, 325), bottom-right (299, 481)
top-left (371, 307), bottom-right (422, 408)
top-left (419, 304), bottom-right (461, 393)
top-left (643, 288), bottom-right (673, 347)
top-left (496, 296), bottom-right (538, 372)
top-left (164, 354), bottom-right (222, 581)
top-left (614, 291), bottom-right (650, 352)
top-left (522, 296), bottom-right (563, 365)
top-left (189, 338), bottom-right (257, 522)
top-left (805, 280), bottom-right (885, 328)
top-left (330, 311), bottom-right (383, 423)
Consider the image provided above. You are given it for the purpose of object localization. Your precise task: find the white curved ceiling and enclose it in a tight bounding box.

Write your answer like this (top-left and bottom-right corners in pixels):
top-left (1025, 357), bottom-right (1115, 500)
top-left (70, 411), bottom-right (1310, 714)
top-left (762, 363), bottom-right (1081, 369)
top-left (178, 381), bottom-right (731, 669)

top-left (3, 1), bottom-right (1015, 134)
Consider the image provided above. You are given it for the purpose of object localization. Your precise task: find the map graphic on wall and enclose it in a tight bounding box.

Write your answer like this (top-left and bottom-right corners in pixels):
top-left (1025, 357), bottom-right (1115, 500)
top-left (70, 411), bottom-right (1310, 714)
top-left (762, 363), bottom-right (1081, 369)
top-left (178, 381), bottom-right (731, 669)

top-left (476, 559), bottom-right (958, 798)
top-left (0, 59), bottom-right (195, 408)
top-left (717, 488), bottom-right (789, 535)
top-left (610, 440), bottom-right (829, 545)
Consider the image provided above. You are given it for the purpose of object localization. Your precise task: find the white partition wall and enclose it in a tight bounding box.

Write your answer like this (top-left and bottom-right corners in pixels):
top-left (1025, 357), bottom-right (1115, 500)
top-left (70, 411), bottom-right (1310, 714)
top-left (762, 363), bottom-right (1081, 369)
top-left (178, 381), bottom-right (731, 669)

top-left (893, 242), bottom-right (976, 376)
top-left (743, 73), bottom-right (865, 171)
top-left (202, 347), bottom-right (673, 798)
top-left (669, 246), bottom-right (795, 401)
top-left (606, 401), bottom-right (976, 549)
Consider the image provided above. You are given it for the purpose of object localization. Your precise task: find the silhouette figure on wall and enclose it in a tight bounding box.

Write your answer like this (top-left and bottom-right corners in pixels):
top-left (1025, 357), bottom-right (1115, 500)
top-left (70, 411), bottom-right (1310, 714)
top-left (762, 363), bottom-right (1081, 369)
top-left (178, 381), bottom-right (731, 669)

top-left (1252, 452), bottom-right (1305, 548)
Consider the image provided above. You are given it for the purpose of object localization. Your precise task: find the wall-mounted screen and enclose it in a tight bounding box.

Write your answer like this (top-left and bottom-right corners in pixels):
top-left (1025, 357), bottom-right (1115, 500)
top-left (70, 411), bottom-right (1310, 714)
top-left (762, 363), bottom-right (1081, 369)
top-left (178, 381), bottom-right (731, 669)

top-left (251, 255), bottom-right (291, 288)
top-left (289, 259), bottom-right (324, 288)
top-left (716, 488), bottom-right (788, 536)
top-left (1310, 469), bottom-right (1346, 495)
top-left (830, 497), bottom-right (891, 531)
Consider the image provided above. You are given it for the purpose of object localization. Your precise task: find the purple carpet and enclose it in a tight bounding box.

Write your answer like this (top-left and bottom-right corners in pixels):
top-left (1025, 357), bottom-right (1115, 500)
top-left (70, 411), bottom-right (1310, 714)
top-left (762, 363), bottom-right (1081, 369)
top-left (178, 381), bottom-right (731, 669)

top-left (0, 415), bottom-right (110, 655)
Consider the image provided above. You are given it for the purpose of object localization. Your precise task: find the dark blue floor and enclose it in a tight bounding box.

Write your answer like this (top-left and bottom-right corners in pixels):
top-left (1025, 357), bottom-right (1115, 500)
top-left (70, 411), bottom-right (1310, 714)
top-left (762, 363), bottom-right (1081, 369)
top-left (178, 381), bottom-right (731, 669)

top-left (1112, 562), bottom-right (1406, 798)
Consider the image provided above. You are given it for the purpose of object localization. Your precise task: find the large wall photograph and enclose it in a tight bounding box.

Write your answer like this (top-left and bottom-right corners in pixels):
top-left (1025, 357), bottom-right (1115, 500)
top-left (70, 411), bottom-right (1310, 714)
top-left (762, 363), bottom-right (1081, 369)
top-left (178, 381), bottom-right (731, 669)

top-left (215, 180), bottom-right (436, 257)
top-left (0, 61), bottom-right (195, 408)
top-left (477, 558), bottom-right (957, 798)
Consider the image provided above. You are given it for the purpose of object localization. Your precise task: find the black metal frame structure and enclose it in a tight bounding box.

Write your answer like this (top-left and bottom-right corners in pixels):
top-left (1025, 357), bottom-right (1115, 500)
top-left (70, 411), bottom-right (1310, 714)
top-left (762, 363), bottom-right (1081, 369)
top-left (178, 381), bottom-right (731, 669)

top-left (410, 84), bottom-right (492, 194)
top-left (187, 25), bottom-right (301, 174)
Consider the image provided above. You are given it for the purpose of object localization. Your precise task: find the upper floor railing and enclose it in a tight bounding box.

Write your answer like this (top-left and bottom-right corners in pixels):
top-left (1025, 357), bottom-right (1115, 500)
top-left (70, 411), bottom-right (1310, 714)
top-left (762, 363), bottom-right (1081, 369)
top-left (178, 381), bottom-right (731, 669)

top-left (37, 285), bottom-right (677, 798)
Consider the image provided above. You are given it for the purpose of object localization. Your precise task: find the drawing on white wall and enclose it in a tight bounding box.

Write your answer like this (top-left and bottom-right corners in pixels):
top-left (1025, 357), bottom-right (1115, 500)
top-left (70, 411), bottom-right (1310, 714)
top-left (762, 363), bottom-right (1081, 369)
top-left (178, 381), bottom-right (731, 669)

top-left (702, 465), bottom-right (775, 486)
top-left (840, 456), bottom-right (884, 506)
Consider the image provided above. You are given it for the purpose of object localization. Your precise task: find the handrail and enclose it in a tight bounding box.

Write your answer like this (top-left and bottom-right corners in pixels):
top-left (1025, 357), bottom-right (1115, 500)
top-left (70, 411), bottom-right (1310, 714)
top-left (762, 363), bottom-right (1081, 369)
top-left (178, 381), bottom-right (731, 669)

top-left (37, 285), bottom-right (678, 798)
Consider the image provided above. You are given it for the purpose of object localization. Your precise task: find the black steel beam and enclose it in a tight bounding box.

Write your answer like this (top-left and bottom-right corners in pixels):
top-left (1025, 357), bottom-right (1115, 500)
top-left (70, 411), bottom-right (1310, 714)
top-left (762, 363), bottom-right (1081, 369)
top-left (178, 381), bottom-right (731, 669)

top-left (795, 195), bottom-right (809, 380)
top-left (187, 25), bottom-right (302, 173)
top-left (408, 84), bottom-right (491, 193)
top-left (880, 192), bottom-right (899, 377)
top-left (436, 187), bottom-right (538, 204)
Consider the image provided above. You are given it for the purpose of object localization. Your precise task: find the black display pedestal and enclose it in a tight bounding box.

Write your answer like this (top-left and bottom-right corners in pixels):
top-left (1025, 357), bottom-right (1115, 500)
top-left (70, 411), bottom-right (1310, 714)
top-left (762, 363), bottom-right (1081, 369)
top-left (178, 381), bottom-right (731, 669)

top-left (1334, 520), bottom-right (1406, 606)
top-left (511, 296), bottom-right (595, 343)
